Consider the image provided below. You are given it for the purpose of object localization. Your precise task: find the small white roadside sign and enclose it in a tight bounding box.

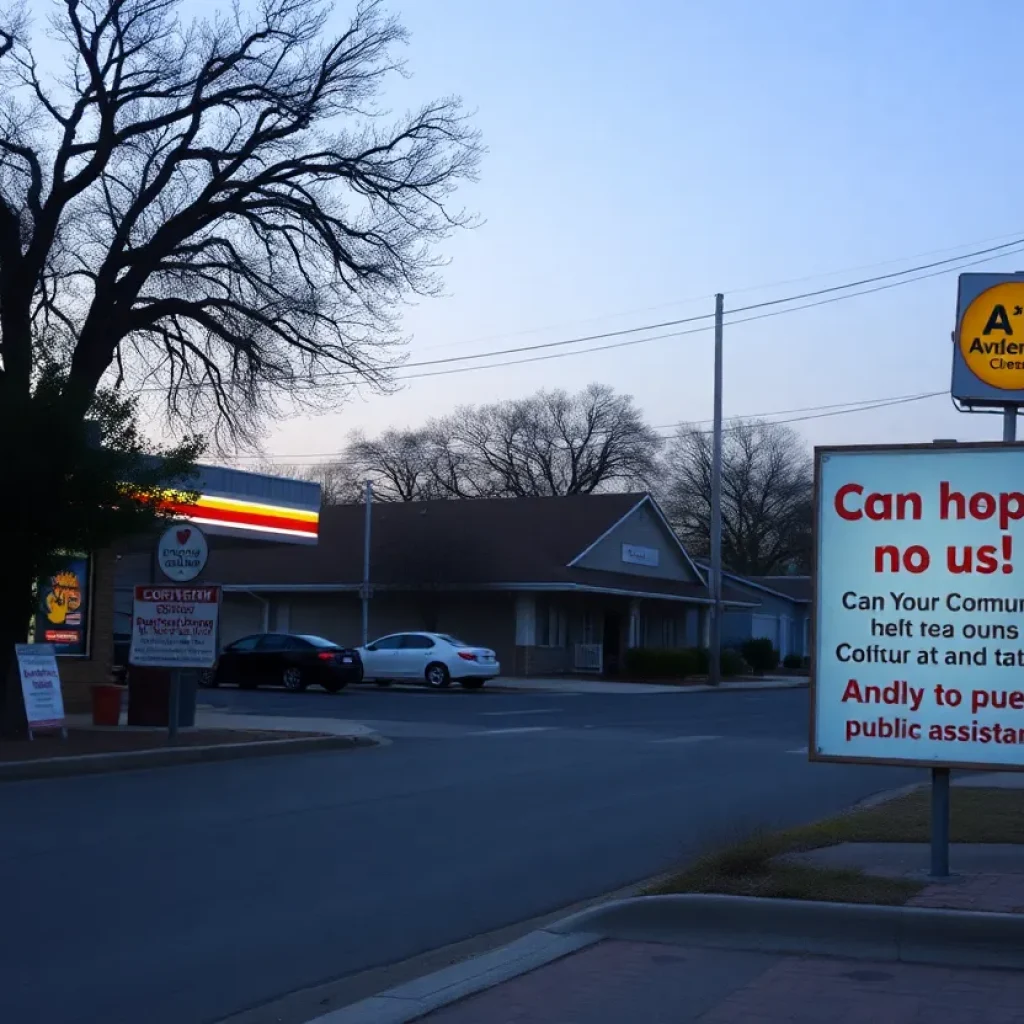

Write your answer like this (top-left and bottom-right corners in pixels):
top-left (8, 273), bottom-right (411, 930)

top-left (129, 585), bottom-right (221, 669)
top-left (15, 643), bottom-right (66, 733)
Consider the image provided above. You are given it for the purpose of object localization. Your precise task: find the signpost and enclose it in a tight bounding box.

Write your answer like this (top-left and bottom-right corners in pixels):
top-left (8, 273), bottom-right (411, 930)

top-left (155, 523), bottom-right (209, 582)
top-left (15, 644), bottom-right (66, 739)
top-left (952, 272), bottom-right (1024, 442)
top-left (134, 523), bottom-right (216, 741)
top-left (812, 442), bottom-right (1024, 875)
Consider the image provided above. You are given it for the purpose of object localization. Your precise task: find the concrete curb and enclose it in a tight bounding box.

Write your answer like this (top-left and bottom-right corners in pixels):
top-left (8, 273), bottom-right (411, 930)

top-left (310, 893), bottom-right (1024, 1023)
top-left (311, 930), bottom-right (601, 1024)
top-left (0, 733), bottom-right (380, 782)
top-left (549, 894), bottom-right (1024, 970)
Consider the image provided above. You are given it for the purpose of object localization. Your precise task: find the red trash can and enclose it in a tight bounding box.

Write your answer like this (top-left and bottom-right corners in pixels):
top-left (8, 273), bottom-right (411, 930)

top-left (91, 684), bottom-right (123, 727)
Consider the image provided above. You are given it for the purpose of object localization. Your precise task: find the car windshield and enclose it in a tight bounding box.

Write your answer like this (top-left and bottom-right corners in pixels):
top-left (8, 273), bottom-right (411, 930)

top-left (298, 634), bottom-right (338, 648)
top-left (437, 634), bottom-right (470, 647)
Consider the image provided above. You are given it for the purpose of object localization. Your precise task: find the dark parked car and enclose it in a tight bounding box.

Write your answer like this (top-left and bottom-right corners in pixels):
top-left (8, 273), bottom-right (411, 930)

top-left (201, 633), bottom-right (362, 693)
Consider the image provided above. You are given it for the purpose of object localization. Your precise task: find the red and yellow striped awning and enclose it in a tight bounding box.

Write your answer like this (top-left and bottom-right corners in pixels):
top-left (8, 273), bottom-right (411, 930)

top-left (160, 493), bottom-right (319, 543)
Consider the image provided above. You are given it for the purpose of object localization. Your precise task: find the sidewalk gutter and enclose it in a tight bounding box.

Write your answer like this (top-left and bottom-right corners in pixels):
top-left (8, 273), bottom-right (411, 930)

top-left (0, 733), bottom-right (379, 782)
top-left (310, 930), bottom-right (601, 1024)
top-left (314, 895), bottom-right (1024, 1024)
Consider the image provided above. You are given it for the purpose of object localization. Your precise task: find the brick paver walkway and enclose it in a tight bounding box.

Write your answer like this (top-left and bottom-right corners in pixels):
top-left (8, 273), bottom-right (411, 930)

top-left (420, 940), bottom-right (1024, 1023)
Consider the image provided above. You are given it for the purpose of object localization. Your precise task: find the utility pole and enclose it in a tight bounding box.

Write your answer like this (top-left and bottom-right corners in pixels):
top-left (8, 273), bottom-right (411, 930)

top-left (708, 293), bottom-right (725, 686)
top-left (361, 479), bottom-right (373, 646)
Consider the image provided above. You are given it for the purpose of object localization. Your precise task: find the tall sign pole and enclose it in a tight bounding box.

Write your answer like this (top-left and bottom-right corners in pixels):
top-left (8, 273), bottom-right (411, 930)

top-left (932, 271), bottom-right (1024, 875)
top-left (361, 479), bottom-right (373, 646)
top-left (708, 293), bottom-right (725, 686)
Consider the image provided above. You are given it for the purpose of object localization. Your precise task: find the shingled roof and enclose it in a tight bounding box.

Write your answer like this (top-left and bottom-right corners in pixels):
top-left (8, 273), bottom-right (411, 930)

top-left (204, 492), bottom-right (754, 604)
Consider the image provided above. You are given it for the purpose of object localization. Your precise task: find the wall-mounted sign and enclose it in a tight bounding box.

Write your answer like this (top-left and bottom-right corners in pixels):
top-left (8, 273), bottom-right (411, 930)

top-left (157, 523), bottom-right (209, 582)
top-left (129, 585), bottom-right (221, 668)
top-left (952, 272), bottom-right (1024, 407)
top-left (622, 543), bottom-right (660, 567)
top-left (813, 442), bottom-right (1024, 771)
top-left (34, 555), bottom-right (90, 656)
top-left (15, 644), bottom-right (65, 732)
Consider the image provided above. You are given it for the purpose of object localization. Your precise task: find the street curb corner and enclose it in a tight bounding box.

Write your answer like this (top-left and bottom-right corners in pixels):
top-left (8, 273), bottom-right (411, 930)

top-left (310, 930), bottom-right (601, 1024)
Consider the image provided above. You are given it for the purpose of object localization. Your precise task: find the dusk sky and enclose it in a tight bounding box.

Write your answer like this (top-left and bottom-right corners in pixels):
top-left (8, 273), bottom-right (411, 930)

top-left (192, 2), bottom-right (1024, 463)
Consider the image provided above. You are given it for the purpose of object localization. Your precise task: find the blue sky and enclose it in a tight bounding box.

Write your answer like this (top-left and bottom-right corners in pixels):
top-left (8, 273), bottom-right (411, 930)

top-left (264, 0), bottom-right (1024, 461)
top-left (49, 0), bottom-right (1024, 458)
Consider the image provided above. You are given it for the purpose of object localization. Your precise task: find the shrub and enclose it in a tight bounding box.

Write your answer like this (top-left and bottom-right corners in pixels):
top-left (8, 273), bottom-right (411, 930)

top-left (741, 637), bottom-right (778, 675)
top-left (782, 653), bottom-right (802, 670)
top-left (720, 647), bottom-right (747, 677)
top-left (623, 646), bottom-right (707, 680)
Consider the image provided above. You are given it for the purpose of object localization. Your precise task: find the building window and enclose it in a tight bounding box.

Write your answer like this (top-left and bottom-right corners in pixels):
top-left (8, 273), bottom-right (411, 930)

top-left (535, 598), bottom-right (567, 647)
top-left (662, 617), bottom-right (678, 648)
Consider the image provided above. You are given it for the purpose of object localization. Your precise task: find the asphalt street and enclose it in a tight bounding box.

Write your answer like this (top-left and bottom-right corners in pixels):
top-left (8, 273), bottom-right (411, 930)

top-left (0, 685), bottom-right (923, 1024)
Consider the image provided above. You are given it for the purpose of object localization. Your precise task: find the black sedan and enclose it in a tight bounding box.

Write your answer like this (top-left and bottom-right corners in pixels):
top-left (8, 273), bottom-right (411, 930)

top-left (201, 633), bottom-right (362, 693)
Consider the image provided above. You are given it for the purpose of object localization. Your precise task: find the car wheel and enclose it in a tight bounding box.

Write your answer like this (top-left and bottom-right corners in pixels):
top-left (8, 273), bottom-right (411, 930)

top-left (460, 678), bottom-right (485, 690)
top-left (199, 669), bottom-right (219, 688)
top-left (425, 663), bottom-right (451, 689)
top-left (283, 667), bottom-right (306, 692)
top-left (321, 676), bottom-right (347, 694)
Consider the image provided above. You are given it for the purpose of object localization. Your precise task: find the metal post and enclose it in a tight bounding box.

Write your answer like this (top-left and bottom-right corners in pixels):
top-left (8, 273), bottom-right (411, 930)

top-left (708, 293), bottom-right (725, 686)
top-left (361, 479), bottom-right (373, 646)
top-left (930, 767), bottom-right (950, 878)
top-left (1003, 405), bottom-right (1018, 443)
top-left (168, 669), bottom-right (180, 743)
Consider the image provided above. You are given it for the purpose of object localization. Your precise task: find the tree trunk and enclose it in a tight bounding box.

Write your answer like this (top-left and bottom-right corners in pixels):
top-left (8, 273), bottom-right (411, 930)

top-left (0, 565), bottom-right (33, 738)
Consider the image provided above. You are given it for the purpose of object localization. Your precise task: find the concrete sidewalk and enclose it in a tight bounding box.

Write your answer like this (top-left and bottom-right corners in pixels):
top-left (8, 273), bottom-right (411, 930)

top-left (487, 675), bottom-right (808, 695)
top-left (318, 894), bottom-right (1024, 1023)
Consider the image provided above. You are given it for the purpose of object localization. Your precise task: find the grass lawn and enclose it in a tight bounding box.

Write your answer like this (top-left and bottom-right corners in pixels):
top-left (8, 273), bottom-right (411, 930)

top-left (648, 786), bottom-right (1024, 906)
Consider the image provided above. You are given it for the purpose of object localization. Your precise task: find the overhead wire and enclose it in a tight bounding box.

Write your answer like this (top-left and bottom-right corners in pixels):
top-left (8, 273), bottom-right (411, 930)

top-left (135, 233), bottom-right (1024, 395)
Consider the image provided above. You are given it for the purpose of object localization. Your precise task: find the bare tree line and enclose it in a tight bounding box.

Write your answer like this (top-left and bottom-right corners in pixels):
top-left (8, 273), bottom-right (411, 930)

top-left (258, 383), bottom-right (813, 575)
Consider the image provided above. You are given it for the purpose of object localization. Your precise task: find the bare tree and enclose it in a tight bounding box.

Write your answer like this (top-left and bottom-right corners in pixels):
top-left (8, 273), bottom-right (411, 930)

top-left (0, 0), bottom-right (479, 724)
top-left (329, 384), bottom-right (662, 501)
top-left (345, 428), bottom-right (440, 501)
top-left (445, 384), bottom-right (662, 497)
top-left (660, 419), bottom-right (812, 575)
top-left (245, 457), bottom-right (363, 505)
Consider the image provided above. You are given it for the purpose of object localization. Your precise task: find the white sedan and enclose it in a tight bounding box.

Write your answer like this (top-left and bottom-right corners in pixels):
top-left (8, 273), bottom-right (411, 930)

top-left (358, 632), bottom-right (500, 689)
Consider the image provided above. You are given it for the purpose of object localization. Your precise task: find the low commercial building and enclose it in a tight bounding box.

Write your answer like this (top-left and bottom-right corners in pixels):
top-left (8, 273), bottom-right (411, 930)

top-left (716, 571), bottom-right (811, 660)
top-left (47, 464), bottom-right (321, 710)
top-left (193, 491), bottom-right (757, 676)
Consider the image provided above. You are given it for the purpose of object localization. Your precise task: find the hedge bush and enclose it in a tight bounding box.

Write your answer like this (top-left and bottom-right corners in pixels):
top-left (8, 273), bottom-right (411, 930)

top-left (623, 646), bottom-right (708, 679)
top-left (741, 637), bottom-right (779, 674)
top-left (622, 646), bottom-right (752, 680)
top-left (782, 653), bottom-right (802, 670)
top-left (720, 647), bottom-right (748, 677)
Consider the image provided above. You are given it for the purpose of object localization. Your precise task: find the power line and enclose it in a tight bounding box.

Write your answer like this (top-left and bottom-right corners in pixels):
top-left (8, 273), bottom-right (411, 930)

top-left (386, 242), bottom-right (1024, 383)
top-left (134, 234), bottom-right (1024, 396)
top-left (412, 227), bottom-right (1024, 354)
top-left (234, 389), bottom-right (945, 465)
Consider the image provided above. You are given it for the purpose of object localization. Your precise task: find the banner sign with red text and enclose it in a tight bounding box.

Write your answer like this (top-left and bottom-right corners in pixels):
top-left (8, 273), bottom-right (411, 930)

top-left (813, 443), bottom-right (1024, 771)
top-left (129, 585), bottom-right (221, 669)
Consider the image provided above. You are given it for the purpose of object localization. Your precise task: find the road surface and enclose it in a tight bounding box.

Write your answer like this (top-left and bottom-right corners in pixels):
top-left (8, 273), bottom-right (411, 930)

top-left (0, 685), bottom-right (922, 1024)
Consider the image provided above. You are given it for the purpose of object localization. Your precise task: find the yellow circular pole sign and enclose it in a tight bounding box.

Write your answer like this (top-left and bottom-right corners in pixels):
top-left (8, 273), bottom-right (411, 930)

top-left (960, 282), bottom-right (1024, 390)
